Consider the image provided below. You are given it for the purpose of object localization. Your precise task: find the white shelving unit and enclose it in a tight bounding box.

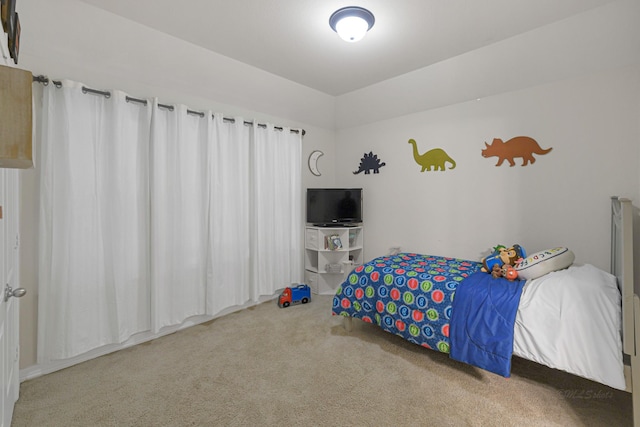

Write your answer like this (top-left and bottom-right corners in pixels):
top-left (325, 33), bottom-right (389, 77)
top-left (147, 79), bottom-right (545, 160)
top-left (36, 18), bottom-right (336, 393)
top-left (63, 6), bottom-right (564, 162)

top-left (304, 225), bottom-right (363, 295)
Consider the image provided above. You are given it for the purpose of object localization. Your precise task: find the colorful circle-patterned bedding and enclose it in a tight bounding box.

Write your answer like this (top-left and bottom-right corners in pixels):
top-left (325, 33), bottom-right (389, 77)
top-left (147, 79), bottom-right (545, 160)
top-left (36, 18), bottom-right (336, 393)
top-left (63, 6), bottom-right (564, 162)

top-left (332, 253), bottom-right (482, 353)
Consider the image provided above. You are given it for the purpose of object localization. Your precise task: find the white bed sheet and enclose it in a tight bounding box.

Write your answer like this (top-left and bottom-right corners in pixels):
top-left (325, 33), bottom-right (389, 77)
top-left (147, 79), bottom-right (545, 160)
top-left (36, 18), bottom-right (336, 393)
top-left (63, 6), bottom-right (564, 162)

top-left (513, 263), bottom-right (625, 390)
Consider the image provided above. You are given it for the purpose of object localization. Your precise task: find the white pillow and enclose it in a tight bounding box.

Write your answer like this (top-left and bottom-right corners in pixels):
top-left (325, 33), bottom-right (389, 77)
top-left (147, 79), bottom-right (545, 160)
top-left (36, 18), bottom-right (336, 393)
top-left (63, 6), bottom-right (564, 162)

top-left (515, 247), bottom-right (575, 280)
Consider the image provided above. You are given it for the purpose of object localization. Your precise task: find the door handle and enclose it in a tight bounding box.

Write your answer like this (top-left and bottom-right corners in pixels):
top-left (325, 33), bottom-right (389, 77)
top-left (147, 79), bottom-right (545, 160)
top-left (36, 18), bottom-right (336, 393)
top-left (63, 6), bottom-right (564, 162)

top-left (4, 284), bottom-right (26, 302)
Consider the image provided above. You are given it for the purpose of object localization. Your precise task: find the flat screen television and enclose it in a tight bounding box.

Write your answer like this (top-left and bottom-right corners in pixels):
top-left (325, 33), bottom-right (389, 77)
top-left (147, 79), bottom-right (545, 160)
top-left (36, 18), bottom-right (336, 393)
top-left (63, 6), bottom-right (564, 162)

top-left (306, 188), bottom-right (363, 226)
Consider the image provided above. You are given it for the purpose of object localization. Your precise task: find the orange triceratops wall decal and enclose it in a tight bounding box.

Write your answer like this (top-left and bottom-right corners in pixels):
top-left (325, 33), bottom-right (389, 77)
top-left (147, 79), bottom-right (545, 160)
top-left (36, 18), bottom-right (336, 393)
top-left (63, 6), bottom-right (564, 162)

top-left (481, 136), bottom-right (552, 167)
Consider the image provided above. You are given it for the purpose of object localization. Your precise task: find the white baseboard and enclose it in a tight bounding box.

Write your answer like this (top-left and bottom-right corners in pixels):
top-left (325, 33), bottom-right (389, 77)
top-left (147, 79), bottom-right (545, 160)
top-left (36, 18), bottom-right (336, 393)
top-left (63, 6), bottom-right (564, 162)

top-left (20, 295), bottom-right (276, 382)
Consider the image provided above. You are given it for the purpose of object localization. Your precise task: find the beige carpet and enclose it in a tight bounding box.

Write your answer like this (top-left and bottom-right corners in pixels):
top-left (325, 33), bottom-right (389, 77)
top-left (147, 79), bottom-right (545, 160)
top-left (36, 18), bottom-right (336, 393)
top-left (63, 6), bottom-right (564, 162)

top-left (12, 295), bottom-right (632, 426)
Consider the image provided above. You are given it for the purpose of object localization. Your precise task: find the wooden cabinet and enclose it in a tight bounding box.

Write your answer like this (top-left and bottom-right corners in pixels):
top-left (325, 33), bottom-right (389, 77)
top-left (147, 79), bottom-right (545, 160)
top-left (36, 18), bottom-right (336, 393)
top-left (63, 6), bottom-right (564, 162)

top-left (0, 64), bottom-right (33, 168)
top-left (304, 225), bottom-right (363, 295)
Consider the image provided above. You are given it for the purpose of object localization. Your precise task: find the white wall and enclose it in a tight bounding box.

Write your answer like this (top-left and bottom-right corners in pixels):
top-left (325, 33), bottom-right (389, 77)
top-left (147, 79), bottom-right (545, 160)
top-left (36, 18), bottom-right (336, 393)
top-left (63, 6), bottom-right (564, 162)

top-left (335, 66), bottom-right (640, 269)
top-left (332, 0), bottom-right (640, 270)
top-left (17, 0), bottom-right (339, 189)
top-left (16, 0), bottom-right (338, 369)
top-left (335, 0), bottom-right (640, 129)
top-left (13, 0), bottom-right (640, 372)
top-left (18, 1), bottom-right (337, 130)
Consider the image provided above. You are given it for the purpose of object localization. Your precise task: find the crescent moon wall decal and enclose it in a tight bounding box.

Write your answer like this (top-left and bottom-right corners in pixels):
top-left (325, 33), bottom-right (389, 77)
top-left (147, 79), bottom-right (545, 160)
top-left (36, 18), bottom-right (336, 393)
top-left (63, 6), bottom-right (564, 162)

top-left (308, 150), bottom-right (324, 176)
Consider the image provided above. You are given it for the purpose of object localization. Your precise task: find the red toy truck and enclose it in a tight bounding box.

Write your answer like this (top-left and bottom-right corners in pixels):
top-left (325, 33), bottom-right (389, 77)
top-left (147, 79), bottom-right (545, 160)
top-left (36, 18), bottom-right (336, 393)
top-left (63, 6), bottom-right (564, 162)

top-left (278, 284), bottom-right (311, 308)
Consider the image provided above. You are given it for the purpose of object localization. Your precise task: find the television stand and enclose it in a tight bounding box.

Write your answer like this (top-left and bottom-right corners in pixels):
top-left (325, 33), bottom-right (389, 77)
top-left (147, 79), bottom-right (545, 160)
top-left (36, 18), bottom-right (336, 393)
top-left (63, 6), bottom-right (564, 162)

top-left (304, 225), bottom-right (364, 295)
top-left (312, 223), bottom-right (358, 228)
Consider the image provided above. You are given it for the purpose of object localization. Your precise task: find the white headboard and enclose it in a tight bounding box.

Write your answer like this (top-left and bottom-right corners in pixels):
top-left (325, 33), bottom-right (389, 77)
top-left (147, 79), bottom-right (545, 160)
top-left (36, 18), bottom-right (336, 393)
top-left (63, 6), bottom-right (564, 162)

top-left (611, 196), bottom-right (635, 357)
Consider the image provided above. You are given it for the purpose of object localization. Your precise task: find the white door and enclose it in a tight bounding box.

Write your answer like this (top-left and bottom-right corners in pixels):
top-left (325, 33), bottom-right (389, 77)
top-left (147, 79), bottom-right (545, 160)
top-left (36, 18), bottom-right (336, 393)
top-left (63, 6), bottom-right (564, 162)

top-left (0, 168), bottom-right (21, 427)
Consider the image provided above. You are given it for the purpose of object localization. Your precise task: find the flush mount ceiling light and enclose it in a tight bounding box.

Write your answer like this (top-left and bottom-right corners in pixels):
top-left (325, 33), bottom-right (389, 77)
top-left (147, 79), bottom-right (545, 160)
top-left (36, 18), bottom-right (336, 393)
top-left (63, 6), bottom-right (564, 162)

top-left (329, 6), bottom-right (375, 43)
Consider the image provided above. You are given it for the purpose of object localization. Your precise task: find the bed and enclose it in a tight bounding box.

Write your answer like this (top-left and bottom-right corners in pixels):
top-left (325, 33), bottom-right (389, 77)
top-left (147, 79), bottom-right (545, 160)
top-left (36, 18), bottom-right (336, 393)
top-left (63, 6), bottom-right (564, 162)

top-left (333, 197), bottom-right (640, 424)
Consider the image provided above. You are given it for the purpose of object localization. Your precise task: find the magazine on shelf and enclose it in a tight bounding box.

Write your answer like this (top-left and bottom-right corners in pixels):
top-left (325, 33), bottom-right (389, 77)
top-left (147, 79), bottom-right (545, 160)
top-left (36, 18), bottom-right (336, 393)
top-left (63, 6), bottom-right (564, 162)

top-left (326, 234), bottom-right (343, 250)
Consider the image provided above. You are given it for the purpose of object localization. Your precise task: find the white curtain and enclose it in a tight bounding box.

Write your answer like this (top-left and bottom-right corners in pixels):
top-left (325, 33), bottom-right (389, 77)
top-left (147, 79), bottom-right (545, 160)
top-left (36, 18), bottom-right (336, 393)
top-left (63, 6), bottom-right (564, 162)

top-left (251, 123), bottom-right (303, 300)
top-left (150, 103), bottom-right (210, 332)
top-left (36, 80), bottom-right (303, 362)
top-left (206, 116), bottom-right (252, 315)
top-left (38, 81), bottom-right (152, 361)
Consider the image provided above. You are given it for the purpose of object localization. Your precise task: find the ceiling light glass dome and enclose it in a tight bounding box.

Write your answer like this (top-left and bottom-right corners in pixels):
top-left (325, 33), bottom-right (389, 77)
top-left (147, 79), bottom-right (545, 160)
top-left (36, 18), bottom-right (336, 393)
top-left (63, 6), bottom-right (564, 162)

top-left (329, 6), bottom-right (375, 43)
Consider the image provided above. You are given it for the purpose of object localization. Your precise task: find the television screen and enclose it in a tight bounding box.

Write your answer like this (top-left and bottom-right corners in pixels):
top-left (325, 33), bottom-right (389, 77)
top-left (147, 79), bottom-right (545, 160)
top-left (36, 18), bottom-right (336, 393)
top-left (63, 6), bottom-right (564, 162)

top-left (306, 188), bottom-right (362, 225)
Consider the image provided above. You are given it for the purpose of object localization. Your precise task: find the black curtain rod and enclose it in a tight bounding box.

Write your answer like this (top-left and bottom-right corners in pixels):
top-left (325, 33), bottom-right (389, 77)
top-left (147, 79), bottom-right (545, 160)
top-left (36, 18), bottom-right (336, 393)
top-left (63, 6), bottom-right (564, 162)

top-left (82, 86), bottom-right (111, 98)
top-left (33, 75), bottom-right (306, 136)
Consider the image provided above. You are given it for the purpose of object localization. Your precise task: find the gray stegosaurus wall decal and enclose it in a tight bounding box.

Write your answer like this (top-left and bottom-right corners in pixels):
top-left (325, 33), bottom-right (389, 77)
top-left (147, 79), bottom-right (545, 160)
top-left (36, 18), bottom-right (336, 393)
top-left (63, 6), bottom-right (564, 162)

top-left (353, 151), bottom-right (386, 174)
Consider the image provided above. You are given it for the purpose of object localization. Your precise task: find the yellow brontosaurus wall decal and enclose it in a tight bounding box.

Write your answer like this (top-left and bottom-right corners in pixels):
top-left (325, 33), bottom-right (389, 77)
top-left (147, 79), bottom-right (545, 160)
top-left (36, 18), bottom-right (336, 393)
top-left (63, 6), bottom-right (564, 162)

top-left (408, 138), bottom-right (456, 172)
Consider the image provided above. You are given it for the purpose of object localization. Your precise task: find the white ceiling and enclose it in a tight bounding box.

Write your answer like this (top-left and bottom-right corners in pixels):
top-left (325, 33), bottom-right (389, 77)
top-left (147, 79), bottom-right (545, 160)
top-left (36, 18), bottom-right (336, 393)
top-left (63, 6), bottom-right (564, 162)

top-left (80, 0), bottom-right (617, 96)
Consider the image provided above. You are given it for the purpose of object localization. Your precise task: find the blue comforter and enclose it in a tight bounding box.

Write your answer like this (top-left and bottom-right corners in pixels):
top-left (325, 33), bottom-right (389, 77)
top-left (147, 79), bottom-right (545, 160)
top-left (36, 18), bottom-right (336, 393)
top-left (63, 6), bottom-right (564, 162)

top-left (332, 253), bottom-right (524, 378)
top-left (449, 271), bottom-right (525, 377)
top-left (333, 254), bottom-right (480, 353)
